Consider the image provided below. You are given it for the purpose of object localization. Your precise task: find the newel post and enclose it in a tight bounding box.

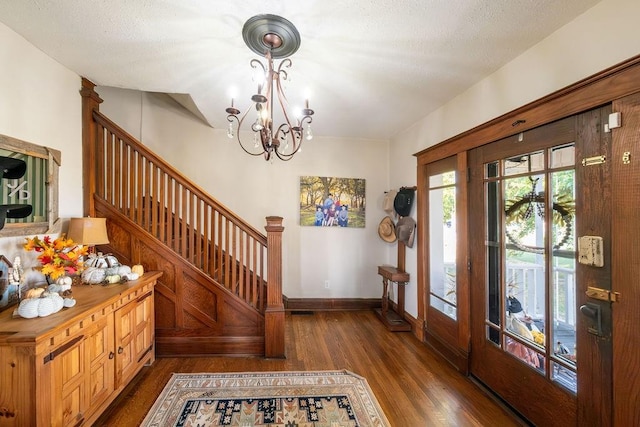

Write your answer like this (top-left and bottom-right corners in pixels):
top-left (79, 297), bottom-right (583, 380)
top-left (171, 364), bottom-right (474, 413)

top-left (79, 78), bottom-right (103, 217)
top-left (265, 216), bottom-right (285, 358)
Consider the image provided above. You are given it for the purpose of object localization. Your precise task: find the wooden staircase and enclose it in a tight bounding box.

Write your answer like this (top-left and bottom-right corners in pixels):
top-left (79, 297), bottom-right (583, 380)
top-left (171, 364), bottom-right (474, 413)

top-left (80, 79), bottom-right (285, 358)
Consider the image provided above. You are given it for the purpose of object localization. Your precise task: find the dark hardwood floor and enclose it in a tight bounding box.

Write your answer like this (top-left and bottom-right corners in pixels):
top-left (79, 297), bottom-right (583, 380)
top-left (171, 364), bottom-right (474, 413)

top-left (95, 310), bottom-right (526, 426)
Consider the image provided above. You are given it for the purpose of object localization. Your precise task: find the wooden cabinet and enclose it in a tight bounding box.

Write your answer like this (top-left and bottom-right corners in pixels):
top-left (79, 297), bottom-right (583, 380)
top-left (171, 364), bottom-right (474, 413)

top-left (0, 271), bottom-right (161, 427)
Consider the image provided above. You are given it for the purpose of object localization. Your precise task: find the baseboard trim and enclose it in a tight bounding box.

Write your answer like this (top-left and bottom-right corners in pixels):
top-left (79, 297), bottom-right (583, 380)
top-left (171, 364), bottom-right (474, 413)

top-left (284, 297), bottom-right (381, 311)
top-left (423, 329), bottom-right (470, 374)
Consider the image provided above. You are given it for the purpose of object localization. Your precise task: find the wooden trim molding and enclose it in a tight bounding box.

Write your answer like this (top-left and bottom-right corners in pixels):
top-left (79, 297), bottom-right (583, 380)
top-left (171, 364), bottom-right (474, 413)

top-left (284, 297), bottom-right (381, 312)
top-left (415, 54), bottom-right (640, 164)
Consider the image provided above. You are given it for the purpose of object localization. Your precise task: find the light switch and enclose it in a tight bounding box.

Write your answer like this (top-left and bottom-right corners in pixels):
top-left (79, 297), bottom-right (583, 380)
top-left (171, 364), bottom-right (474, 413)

top-left (578, 236), bottom-right (604, 267)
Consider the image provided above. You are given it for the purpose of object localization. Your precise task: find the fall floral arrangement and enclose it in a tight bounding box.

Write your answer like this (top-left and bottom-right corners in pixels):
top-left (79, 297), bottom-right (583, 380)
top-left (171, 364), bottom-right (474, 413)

top-left (24, 235), bottom-right (88, 280)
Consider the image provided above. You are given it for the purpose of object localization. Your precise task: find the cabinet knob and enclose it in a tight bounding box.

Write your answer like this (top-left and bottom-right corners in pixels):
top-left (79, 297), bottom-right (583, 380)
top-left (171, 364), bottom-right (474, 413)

top-left (108, 351), bottom-right (115, 359)
top-left (117, 346), bottom-right (124, 354)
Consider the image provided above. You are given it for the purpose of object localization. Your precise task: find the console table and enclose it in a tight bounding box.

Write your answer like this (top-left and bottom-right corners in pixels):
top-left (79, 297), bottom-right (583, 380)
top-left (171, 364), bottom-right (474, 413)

top-left (375, 265), bottom-right (411, 331)
top-left (0, 271), bottom-right (162, 426)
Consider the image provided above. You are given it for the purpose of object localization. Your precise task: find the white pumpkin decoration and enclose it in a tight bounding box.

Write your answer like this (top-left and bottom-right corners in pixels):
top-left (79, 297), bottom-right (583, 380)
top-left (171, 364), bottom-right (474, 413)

top-left (56, 276), bottom-right (73, 286)
top-left (82, 267), bottom-right (107, 284)
top-left (125, 272), bottom-right (139, 281)
top-left (17, 298), bottom-right (40, 318)
top-left (116, 265), bottom-right (131, 276)
top-left (17, 294), bottom-right (65, 318)
top-left (50, 294), bottom-right (64, 312)
top-left (86, 253), bottom-right (120, 269)
top-left (63, 298), bottom-right (76, 308)
top-left (104, 266), bottom-right (119, 276)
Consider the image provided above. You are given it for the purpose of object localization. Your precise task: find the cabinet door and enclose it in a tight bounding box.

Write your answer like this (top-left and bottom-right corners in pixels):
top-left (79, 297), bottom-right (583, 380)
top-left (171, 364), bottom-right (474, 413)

top-left (114, 289), bottom-right (155, 389)
top-left (85, 314), bottom-right (115, 414)
top-left (49, 336), bottom-right (87, 426)
top-left (134, 290), bottom-right (154, 365)
top-left (114, 300), bottom-right (137, 388)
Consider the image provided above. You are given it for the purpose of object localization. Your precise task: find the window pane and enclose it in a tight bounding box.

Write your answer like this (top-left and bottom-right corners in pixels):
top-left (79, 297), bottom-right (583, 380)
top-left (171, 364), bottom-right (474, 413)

top-left (429, 170), bottom-right (456, 187)
top-left (430, 295), bottom-right (457, 320)
top-left (486, 181), bottom-right (501, 329)
top-left (504, 174), bottom-right (546, 253)
top-left (550, 168), bottom-right (577, 393)
top-left (429, 184), bottom-right (457, 320)
top-left (552, 361), bottom-right (577, 393)
top-left (486, 161), bottom-right (499, 178)
top-left (504, 151), bottom-right (544, 176)
top-left (550, 144), bottom-right (575, 169)
top-left (505, 336), bottom-right (545, 373)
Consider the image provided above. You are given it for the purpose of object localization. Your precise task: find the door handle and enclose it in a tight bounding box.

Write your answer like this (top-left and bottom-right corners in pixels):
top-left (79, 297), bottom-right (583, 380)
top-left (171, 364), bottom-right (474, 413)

top-left (580, 303), bottom-right (598, 318)
top-left (580, 302), bottom-right (602, 336)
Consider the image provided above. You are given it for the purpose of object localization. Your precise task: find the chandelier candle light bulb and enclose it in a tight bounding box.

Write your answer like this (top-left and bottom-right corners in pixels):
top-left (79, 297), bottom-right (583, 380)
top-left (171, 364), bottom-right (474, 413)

top-left (225, 14), bottom-right (314, 161)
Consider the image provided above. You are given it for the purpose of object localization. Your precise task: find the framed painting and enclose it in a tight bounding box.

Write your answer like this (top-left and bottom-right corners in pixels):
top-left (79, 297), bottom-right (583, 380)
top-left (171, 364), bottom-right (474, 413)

top-left (299, 176), bottom-right (365, 228)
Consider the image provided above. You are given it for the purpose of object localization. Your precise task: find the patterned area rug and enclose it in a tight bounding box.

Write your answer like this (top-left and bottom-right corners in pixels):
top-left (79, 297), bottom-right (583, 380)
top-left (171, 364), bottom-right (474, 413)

top-left (141, 370), bottom-right (390, 427)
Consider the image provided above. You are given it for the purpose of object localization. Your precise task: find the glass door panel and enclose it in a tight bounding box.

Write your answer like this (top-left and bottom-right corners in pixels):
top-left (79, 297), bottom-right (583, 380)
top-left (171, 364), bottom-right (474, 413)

top-left (429, 170), bottom-right (457, 320)
top-left (483, 144), bottom-right (577, 392)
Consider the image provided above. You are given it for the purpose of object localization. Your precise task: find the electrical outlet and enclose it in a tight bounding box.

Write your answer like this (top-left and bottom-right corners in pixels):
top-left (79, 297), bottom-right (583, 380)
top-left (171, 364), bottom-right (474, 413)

top-left (324, 280), bottom-right (330, 289)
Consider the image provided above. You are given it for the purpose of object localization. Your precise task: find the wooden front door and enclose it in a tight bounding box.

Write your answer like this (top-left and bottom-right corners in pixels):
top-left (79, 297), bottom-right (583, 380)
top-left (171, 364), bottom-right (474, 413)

top-left (468, 106), bottom-right (614, 425)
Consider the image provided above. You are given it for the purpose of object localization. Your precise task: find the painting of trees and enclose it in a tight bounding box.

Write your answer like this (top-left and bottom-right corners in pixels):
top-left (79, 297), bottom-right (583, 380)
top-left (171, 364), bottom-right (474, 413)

top-left (299, 176), bottom-right (366, 227)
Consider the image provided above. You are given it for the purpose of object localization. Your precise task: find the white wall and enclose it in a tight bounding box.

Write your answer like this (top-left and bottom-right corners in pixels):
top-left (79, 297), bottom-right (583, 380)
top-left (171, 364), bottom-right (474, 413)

top-left (99, 88), bottom-right (392, 298)
top-left (0, 22), bottom-right (83, 273)
top-left (391, 0), bottom-right (640, 317)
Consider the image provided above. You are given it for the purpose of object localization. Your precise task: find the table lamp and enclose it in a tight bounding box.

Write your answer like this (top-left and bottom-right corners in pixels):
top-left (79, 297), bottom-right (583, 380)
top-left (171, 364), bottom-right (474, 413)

top-left (66, 217), bottom-right (110, 255)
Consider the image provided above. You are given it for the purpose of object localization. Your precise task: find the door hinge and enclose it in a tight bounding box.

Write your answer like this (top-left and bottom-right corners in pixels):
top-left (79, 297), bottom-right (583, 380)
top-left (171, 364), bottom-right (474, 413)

top-left (586, 286), bottom-right (620, 303)
top-left (604, 112), bottom-right (622, 132)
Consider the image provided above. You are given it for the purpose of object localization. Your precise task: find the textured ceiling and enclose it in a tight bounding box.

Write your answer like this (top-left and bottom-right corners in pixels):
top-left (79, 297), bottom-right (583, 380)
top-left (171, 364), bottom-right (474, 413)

top-left (0, 0), bottom-right (600, 140)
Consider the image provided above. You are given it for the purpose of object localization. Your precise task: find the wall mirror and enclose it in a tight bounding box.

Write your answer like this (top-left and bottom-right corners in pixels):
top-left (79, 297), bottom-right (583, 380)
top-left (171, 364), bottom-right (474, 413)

top-left (0, 134), bottom-right (60, 237)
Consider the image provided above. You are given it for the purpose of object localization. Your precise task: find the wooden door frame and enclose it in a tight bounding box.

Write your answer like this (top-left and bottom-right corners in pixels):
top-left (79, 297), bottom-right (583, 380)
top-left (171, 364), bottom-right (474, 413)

top-left (415, 55), bottom-right (640, 425)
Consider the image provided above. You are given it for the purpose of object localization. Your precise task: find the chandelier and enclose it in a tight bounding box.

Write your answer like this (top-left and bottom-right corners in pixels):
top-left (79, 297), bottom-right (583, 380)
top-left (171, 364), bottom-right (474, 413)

top-left (225, 14), bottom-right (314, 161)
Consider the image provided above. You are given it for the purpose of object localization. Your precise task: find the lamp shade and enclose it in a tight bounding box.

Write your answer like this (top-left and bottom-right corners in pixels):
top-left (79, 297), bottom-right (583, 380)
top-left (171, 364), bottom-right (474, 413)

top-left (67, 217), bottom-right (110, 245)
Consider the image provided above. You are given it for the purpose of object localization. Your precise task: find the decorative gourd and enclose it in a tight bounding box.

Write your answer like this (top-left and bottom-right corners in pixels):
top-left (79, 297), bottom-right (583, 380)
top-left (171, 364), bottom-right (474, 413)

top-left (56, 276), bottom-right (73, 286)
top-left (105, 274), bottom-right (121, 284)
top-left (132, 264), bottom-right (144, 276)
top-left (17, 294), bottom-right (65, 318)
top-left (63, 298), bottom-right (76, 308)
top-left (116, 265), bottom-right (131, 276)
top-left (104, 254), bottom-right (120, 267)
top-left (48, 282), bottom-right (71, 294)
top-left (125, 272), bottom-right (139, 281)
top-left (82, 267), bottom-right (106, 284)
top-left (86, 253), bottom-right (120, 269)
top-left (105, 265), bottom-right (131, 276)
top-left (17, 298), bottom-right (39, 318)
top-left (104, 266), bottom-right (119, 276)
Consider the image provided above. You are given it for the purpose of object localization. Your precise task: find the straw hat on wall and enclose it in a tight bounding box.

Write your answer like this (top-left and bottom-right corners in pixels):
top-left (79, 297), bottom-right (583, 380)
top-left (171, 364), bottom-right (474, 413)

top-left (378, 216), bottom-right (397, 243)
